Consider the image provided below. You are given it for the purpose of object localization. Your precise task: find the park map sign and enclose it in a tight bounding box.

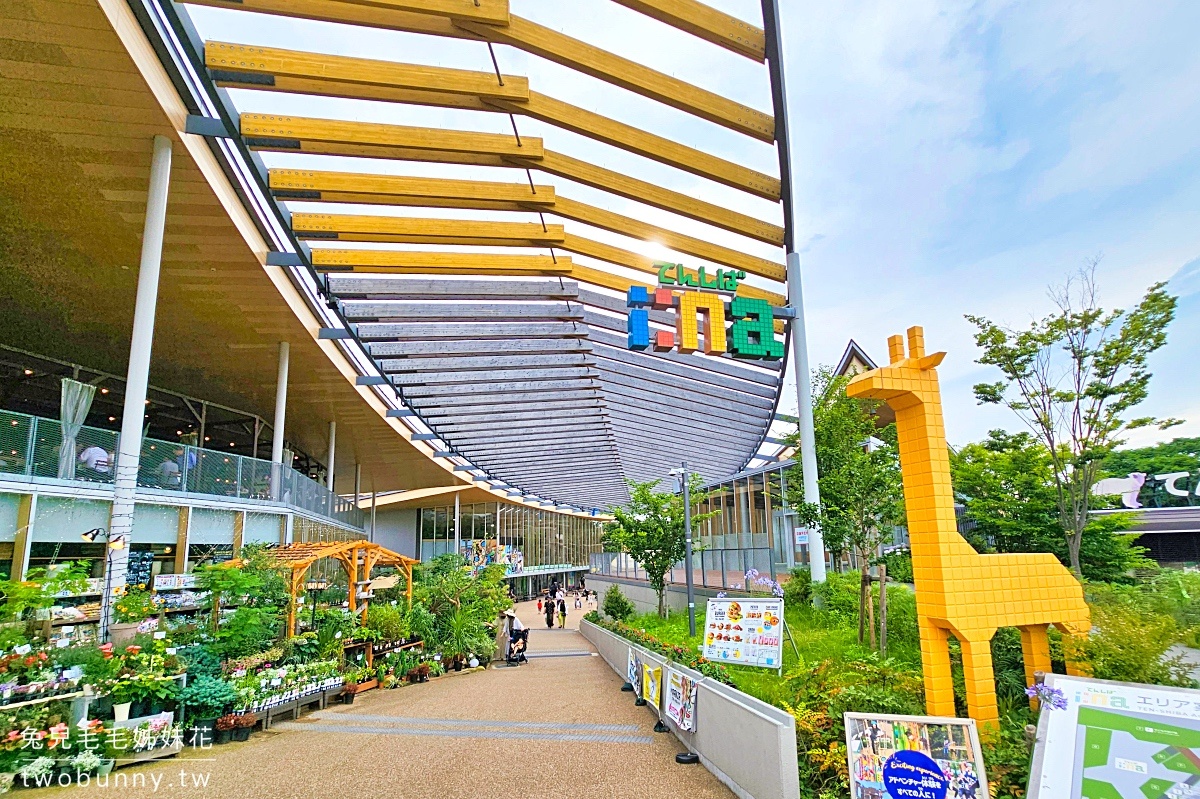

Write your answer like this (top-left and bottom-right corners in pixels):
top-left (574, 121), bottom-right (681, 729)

top-left (1030, 674), bottom-right (1200, 799)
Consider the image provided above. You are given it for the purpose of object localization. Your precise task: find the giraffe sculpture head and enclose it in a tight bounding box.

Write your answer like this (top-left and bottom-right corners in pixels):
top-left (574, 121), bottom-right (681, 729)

top-left (846, 326), bottom-right (945, 409)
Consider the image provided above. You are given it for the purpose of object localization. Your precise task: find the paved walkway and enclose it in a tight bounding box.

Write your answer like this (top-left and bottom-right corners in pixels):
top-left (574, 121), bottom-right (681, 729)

top-left (42, 600), bottom-right (733, 798)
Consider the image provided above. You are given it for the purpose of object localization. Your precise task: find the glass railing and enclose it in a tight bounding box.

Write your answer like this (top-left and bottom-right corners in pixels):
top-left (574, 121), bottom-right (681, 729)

top-left (590, 548), bottom-right (776, 591)
top-left (0, 409), bottom-right (364, 530)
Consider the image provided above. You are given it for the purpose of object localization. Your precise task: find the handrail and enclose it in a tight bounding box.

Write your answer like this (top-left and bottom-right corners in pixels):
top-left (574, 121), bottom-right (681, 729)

top-left (0, 409), bottom-right (364, 530)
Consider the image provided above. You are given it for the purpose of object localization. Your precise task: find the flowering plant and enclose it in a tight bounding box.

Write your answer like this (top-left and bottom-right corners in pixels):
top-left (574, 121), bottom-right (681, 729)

top-left (1025, 683), bottom-right (1068, 710)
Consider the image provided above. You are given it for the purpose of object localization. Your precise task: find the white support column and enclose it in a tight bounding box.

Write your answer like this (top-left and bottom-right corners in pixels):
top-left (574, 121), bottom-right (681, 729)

top-left (370, 490), bottom-right (377, 543)
top-left (788, 254), bottom-right (826, 583)
top-left (453, 490), bottom-right (461, 555)
top-left (326, 420), bottom-right (337, 491)
top-left (270, 341), bottom-right (289, 499)
top-left (101, 134), bottom-right (172, 640)
top-left (354, 463), bottom-right (361, 507)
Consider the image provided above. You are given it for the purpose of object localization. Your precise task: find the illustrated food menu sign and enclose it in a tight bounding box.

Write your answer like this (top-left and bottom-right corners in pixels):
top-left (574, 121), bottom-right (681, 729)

top-left (1029, 674), bottom-right (1200, 799)
top-left (702, 599), bottom-right (783, 669)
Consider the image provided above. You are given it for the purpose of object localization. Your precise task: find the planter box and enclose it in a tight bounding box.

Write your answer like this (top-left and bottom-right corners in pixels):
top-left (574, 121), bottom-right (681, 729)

top-left (117, 742), bottom-right (183, 768)
top-left (355, 679), bottom-right (378, 693)
top-left (581, 619), bottom-right (800, 799)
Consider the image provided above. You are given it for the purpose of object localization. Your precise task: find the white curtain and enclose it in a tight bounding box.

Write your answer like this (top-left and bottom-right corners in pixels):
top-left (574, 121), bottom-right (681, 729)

top-left (58, 378), bottom-right (97, 479)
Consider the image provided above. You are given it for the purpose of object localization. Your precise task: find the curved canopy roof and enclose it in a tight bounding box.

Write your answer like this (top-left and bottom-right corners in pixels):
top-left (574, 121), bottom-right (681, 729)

top-left (130, 0), bottom-right (795, 510)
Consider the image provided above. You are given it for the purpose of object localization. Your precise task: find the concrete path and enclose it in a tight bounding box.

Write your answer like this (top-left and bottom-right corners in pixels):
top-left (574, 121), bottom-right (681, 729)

top-left (41, 600), bottom-right (733, 798)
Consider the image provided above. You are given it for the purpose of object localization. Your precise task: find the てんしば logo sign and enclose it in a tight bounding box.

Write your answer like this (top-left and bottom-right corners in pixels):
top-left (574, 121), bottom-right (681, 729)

top-left (626, 263), bottom-right (783, 360)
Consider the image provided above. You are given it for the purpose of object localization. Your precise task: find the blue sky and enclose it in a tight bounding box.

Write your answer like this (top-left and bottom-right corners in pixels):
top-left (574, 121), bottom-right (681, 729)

top-left (188, 0), bottom-right (1200, 449)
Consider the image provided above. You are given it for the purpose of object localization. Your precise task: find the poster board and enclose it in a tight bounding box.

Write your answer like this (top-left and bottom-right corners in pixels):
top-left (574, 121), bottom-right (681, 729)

top-left (643, 664), bottom-right (662, 710)
top-left (1028, 673), bottom-right (1200, 798)
top-left (844, 713), bottom-right (987, 799)
top-left (665, 669), bottom-right (698, 732)
top-left (627, 649), bottom-right (643, 697)
top-left (701, 598), bottom-right (784, 669)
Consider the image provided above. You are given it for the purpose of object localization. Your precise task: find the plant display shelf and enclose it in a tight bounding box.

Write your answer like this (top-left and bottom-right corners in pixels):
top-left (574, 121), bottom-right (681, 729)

top-left (116, 741), bottom-right (184, 767)
top-left (370, 639), bottom-right (423, 657)
top-left (257, 686), bottom-right (343, 730)
top-left (0, 690), bottom-right (83, 711)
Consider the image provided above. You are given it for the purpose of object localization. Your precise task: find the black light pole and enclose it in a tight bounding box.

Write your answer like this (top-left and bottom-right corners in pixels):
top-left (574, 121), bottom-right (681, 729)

top-left (680, 463), bottom-right (696, 638)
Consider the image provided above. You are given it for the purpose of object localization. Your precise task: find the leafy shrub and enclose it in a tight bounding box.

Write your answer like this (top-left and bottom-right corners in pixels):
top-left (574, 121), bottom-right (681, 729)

top-left (179, 675), bottom-right (239, 719)
top-left (783, 567), bottom-right (812, 607)
top-left (602, 585), bottom-right (635, 621)
top-left (209, 607), bottom-right (280, 660)
top-left (588, 615), bottom-right (734, 684)
top-left (1065, 599), bottom-right (1194, 687)
top-left (876, 549), bottom-right (913, 583)
top-left (178, 645), bottom-right (222, 680)
top-left (365, 604), bottom-right (409, 642)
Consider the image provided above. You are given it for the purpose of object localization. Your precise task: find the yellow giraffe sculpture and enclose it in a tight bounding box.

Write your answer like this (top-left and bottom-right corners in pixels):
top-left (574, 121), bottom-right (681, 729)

top-left (846, 326), bottom-right (1090, 729)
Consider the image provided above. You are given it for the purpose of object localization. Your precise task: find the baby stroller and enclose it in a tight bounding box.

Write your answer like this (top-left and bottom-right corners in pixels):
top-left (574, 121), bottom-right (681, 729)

top-left (506, 628), bottom-right (529, 665)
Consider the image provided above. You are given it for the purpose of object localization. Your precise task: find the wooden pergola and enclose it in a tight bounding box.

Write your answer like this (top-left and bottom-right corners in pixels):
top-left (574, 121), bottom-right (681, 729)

top-left (263, 541), bottom-right (417, 635)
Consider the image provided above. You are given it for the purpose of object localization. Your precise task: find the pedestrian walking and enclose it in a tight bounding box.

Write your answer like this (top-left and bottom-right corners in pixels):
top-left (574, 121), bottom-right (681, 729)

top-left (557, 596), bottom-right (567, 629)
top-left (544, 596), bottom-right (556, 629)
top-left (537, 597), bottom-right (543, 613)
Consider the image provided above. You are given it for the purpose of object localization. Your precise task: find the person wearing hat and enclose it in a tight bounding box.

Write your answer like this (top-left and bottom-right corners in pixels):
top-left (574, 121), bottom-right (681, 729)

top-left (501, 608), bottom-right (527, 664)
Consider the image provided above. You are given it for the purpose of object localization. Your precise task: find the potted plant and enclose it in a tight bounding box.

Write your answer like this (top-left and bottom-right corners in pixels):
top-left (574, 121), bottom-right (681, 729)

top-left (68, 750), bottom-right (102, 782)
top-left (214, 714), bottom-right (238, 745)
top-left (180, 676), bottom-right (238, 746)
top-left (233, 713), bottom-right (256, 742)
top-left (0, 747), bottom-right (27, 794)
top-left (111, 589), bottom-right (159, 643)
top-left (341, 680), bottom-right (359, 705)
top-left (16, 756), bottom-right (54, 789)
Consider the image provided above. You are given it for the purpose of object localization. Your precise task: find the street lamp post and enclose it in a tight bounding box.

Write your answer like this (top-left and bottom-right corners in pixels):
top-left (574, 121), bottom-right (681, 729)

top-left (82, 528), bottom-right (129, 642)
top-left (306, 578), bottom-right (328, 630)
top-left (672, 464), bottom-right (697, 638)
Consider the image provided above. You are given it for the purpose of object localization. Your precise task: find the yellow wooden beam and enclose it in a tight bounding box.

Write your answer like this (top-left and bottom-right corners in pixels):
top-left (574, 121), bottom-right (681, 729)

top-left (239, 113), bottom-right (539, 160)
top-left (252, 139), bottom-right (514, 168)
top-left (270, 169), bottom-right (555, 205)
top-left (207, 41), bottom-right (776, 199)
top-left (558, 233), bottom-right (784, 305)
top-left (207, 41), bottom-right (527, 101)
top-left (186, 0), bottom-right (468, 34)
top-left (521, 150), bottom-right (784, 246)
top-left (268, 167), bottom-right (777, 277)
top-left (543, 196), bottom-right (784, 281)
top-left (190, 2), bottom-right (775, 141)
top-left (609, 0), bottom-right (765, 61)
top-left (311, 250), bottom-right (571, 272)
top-left (292, 212), bottom-right (565, 244)
top-left (490, 92), bottom-right (779, 200)
top-left (454, 16), bottom-right (775, 141)
top-left (334, 0), bottom-right (508, 25)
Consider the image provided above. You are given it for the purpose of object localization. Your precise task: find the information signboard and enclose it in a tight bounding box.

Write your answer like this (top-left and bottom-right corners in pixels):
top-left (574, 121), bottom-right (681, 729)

top-left (845, 713), bottom-right (987, 799)
top-left (1028, 673), bottom-right (1200, 799)
top-left (701, 598), bottom-right (783, 669)
top-left (627, 649), bottom-right (643, 697)
top-left (665, 669), bottom-right (698, 732)
top-left (643, 664), bottom-right (662, 709)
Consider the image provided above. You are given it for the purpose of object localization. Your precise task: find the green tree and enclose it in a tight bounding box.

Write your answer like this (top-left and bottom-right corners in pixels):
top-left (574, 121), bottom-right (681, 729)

top-left (951, 430), bottom-right (1150, 581)
top-left (604, 477), bottom-right (715, 618)
top-left (1102, 437), bottom-right (1200, 508)
top-left (785, 367), bottom-right (905, 572)
top-left (967, 264), bottom-right (1179, 576)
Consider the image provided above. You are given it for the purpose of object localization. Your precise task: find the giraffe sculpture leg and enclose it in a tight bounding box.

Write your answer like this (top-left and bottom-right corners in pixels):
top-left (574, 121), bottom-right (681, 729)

top-left (919, 616), bottom-right (956, 717)
top-left (1019, 625), bottom-right (1052, 710)
top-left (959, 634), bottom-right (1000, 731)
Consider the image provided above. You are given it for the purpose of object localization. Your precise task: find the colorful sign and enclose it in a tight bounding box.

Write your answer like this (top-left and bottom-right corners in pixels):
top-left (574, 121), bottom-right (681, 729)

top-left (627, 649), bottom-right (643, 697)
top-left (845, 713), bottom-right (986, 799)
top-left (665, 669), bottom-right (698, 732)
top-left (701, 598), bottom-right (784, 669)
top-left (626, 263), bottom-right (783, 360)
top-left (1029, 674), bottom-right (1200, 799)
top-left (643, 664), bottom-right (662, 709)
top-left (153, 573), bottom-right (197, 590)
top-left (460, 539), bottom-right (525, 577)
